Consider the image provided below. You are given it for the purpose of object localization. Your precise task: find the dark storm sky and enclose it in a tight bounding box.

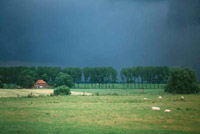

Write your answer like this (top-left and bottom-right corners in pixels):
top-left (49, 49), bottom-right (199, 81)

top-left (0, 0), bottom-right (200, 77)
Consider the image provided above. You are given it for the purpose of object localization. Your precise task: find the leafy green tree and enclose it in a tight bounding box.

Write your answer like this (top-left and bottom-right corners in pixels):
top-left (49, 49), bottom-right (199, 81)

top-left (0, 80), bottom-right (3, 88)
top-left (110, 67), bottom-right (117, 88)
top-left (49, 67), bottom-right (62, 84)
top-left (82, 67), bottom-right (91, 88)
top-left (162, 66), bottom-right (169, 83)
top-left (41, 74), bottom-right (49, 83)
top-left (55, 72), bottom-right (74, 88)
top-left (64, 67), bottom-right (82, 88)
top-left (74, 67), bottom-right (82, 88)
top-left (120, 68), bottom-right (126, 88)
top-left (165, 67), bottom-right (199, 94)
top-left (135, 66), bottom-right (144, 88)
top-left (104, 67), bottom-right (110, 88)
top-left (0, 66), bottom-right (30, 84)
top-left (37, 67), bottom-right (49, 78)
top-left (17, 70), bottom-right (38, 88)
top-left (143, 66), bottom-right (151, 88)
top-left (126, 68), bottom-right (133, 88)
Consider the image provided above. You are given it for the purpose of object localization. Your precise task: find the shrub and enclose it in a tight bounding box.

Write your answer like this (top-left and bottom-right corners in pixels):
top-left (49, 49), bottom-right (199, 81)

top-left (96, 92), bottom-right (99, 96)
top-left (54, 85), bottom-right (71, 95)
top-left (27, 92), bottom-right (34, 98)
top-left (165, 67), bottom-right (199, 94)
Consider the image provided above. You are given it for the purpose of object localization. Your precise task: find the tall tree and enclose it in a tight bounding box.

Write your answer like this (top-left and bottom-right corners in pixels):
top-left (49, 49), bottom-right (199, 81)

top-left (110, 67), bottom-right (117, 88)
top-left (82, 67), bottom-right (91, 88)
top-left (17, 69), bottom-right (38, 88)
top-left (135, 66), bottom-right (144, 89)
top-left (120, 68), bottom-right (126, 88)
top-left (55, 72), bottom-right (74, 88)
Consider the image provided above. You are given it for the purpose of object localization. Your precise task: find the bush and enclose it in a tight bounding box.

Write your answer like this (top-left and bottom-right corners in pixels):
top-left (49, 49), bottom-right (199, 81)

top-left (165, 67), bottom-right (199, 94)
top-left (54, 85), bottom-right (71, 95)
top-left (55, 73), bottom-right (74, 88)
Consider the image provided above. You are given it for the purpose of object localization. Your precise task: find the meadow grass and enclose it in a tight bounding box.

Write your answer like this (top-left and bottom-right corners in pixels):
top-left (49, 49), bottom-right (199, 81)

top-left (71, 88), bottom-right (166, 96)
top-left (74, 83), bottom-right (166, 89)
top-left (0, 89), bottom-right (199, 134)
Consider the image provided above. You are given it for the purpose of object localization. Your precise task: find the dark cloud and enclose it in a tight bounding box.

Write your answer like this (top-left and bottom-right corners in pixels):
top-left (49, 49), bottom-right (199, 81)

top-left (166, 0), bottom-right (200, 28)
top-left (0, 0), bottom-right (199, 79)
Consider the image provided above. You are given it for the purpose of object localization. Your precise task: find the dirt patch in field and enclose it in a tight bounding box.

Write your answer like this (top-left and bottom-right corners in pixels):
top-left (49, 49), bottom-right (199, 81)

top-left (71, 91), bottom-right (92, 96)
top-left (30, 89), bottom-right (53, 94)
top-left (30, 90), bottom-right (92, 96)
top-left (0, 89), bottom-right (92, 97)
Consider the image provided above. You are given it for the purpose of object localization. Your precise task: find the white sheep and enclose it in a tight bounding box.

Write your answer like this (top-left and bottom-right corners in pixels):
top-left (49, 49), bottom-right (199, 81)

top-left (164, 109), bottom-right (171, 112)
top-left (158, 96), bottom-right (162, 99)
top-left (144, 98), bottom-right (147, 100)
top-left (152, 107), bottom-right (160, 110)
top-left (181, 96), bottom-right (184, 99)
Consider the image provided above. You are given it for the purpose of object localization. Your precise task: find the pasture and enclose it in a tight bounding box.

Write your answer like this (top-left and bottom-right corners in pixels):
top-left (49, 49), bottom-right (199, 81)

top-left (73, 83), bottom-right (166, 89)
top-left (0, 89), bottom-right (200, 134)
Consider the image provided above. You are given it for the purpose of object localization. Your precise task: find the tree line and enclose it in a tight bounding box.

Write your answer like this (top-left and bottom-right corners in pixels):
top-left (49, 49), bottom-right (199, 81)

top-left (0, 66), bottom-right (117, 88)
top-left (0, 66), bottom-right (199, 94)
top-left (1, 66), bottom-right (198, 90)
top-left (120, 66), bottom-right (169, 89)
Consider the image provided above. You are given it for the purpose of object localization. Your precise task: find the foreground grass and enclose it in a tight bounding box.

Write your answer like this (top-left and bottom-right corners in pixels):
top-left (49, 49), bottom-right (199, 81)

top-left (0, 90), bottom-right (199, 134)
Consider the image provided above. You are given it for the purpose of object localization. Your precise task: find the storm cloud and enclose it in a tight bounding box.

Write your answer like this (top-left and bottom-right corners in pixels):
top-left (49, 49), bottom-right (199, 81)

top-left (0, 0), bottom-right (200, 78)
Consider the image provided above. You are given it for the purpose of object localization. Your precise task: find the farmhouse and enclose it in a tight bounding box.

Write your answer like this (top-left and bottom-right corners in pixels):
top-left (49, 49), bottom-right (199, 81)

top-left (32, 80), bottom-right (49, 89)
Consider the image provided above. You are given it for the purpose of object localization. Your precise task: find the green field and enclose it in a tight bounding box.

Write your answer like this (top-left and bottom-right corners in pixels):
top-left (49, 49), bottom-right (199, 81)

top-left (74, 83), bottom-right (166, 89)
top-left (0, 89), bottom-right (200, 134)
top-left (71, 88), bottom-right (165, 96)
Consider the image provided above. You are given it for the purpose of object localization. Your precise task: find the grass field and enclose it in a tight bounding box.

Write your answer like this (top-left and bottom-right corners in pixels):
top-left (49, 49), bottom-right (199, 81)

top-left (0, 89), bottom-right (200, 134)
top-left (74, 83), bottom-right (166, 89)
top-left (71, 88), bottom-right (165, 96)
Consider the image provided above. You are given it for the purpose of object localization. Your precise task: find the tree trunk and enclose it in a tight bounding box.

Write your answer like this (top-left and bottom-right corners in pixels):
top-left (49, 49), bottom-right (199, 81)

top-left (130, 82), bottom-right (132, 89)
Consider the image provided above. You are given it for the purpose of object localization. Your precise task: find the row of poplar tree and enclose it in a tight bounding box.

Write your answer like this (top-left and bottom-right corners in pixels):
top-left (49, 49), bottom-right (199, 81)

top-left (0, 66), bottom-right (169, 88)
top-left (120, 66), bottom-right (169, 88)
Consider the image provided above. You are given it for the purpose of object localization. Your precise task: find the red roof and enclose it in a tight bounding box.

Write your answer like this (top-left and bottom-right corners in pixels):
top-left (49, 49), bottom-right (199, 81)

top-left (35, 80), bottom-right (46, 84)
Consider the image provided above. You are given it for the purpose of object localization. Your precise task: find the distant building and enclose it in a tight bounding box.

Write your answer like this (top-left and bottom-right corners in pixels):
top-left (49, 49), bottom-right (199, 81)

top-left (32, 80), bottom-right (50, 89)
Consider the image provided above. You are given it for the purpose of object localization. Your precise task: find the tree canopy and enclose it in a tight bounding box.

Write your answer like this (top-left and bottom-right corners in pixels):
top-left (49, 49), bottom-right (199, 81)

top-left (55, 72), bottom-right (74, 88)
top-left (165, 67), bottom-right (199, 94)
top-left (17, 69), bottom-right (38, 88)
